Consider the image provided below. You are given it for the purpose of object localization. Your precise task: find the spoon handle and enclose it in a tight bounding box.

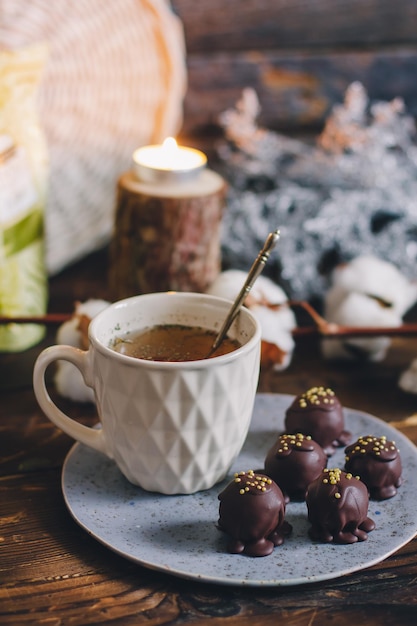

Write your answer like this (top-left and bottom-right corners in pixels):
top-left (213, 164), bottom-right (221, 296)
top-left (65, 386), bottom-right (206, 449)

top-left (209, 229), bottom-right (280, 355)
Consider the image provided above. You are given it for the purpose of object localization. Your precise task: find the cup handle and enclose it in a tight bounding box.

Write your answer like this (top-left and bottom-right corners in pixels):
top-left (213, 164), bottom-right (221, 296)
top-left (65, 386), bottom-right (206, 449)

top-left (33, 345), bottom-right (108, 455)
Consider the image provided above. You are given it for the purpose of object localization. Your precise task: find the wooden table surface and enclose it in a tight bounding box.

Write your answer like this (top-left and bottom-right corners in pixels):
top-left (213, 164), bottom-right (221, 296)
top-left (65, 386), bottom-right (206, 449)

top-left (2, 248), bottom-right (417, 625)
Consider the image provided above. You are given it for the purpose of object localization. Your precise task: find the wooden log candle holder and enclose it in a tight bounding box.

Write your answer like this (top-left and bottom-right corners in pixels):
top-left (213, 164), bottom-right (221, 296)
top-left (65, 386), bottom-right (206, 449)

top-left (109, 169), bottom-right (226, 299)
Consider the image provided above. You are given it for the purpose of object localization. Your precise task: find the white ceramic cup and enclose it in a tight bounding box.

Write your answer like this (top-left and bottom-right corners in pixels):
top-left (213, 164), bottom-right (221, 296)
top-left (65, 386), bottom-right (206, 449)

top-left (33, 292), bottom-right (262, 494)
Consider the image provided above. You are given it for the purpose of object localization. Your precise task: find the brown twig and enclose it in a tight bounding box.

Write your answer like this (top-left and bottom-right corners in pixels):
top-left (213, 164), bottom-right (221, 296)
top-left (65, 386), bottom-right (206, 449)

top-left (265, 300), bottom-right (417, 338)
top-left (2, 300), bottom-right (417, 338)
top-left (288, 300), bottom-right (339, 334)
top-left (0, 314), bottom-right (72, 326)
top-left (292, 324), bottom-right (417, 338)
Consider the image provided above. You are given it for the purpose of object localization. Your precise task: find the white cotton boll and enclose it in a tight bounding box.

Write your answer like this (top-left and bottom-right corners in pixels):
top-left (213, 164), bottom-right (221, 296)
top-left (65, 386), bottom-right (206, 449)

top-left (251, 305), bottom-right (295, 351)
top-left (54, 299), bottom-right (110, 402)
top-left (321, 334), bottom-right (391, 362)
top-left (56, 299), bottom-right (110, 347)
top-left (399, 358), bottom-right (417, 394)
top-left (207, 270), bottom-right (296, 369)
top-left (251, 304), bottom-right (295, 370)
top-left (206, 269), bottom-right (246, 301)
top-left (74, 298), bottom-right (111, 319)
top-left (322, 291), bottom-right (395, 361)
top-left (322, 256), bottom-right (417, 361)
top-left (326, 291), bottom-right (402, 328)
top-left (250, 275), bottom-right (290, 306)
top-left (330, 256), bottom-right (417, 316)
top-left (54, 362), bottom-right (96, 403)
top-left (56, 317), bottom-right (81, 347)
top-left (207, 270), bottom-right (289, 305)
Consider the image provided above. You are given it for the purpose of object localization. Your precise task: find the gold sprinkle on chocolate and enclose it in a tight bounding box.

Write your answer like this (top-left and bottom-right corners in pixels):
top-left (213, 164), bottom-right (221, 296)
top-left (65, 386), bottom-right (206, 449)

top-left (297, 386), bottom-right (337, 409)
top-left (345, 435), bottom-right (399, 462)
top-left (234, 470), bottom-right (273, 495)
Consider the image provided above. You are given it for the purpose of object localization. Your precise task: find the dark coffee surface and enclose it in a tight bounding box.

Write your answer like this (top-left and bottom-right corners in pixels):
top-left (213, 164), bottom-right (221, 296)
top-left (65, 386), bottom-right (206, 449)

top-left (112, 324), bottom-right (241, 361)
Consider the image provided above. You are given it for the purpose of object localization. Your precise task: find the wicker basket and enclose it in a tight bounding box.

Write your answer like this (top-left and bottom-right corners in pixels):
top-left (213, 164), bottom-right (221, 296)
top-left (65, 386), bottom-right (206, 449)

top-left (0, 0), bottom-right (186, 274)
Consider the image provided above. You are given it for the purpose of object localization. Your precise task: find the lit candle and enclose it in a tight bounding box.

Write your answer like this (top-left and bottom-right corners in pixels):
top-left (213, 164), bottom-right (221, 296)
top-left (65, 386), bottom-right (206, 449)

top-left (133, 137), bottom-right (207, 184)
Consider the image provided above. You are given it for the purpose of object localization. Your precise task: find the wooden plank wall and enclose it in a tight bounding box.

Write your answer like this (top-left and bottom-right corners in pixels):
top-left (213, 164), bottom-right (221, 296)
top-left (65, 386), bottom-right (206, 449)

top-left (171, 0), bottom-right (417, 136)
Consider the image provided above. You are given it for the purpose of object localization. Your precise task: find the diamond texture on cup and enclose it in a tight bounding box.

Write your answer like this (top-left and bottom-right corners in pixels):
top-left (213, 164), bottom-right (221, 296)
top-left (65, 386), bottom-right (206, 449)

top-left (94, 352), bottom-right (258, 493)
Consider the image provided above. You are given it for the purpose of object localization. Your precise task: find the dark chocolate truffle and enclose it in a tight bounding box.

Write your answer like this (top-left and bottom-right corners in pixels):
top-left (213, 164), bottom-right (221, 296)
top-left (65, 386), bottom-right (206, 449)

top-left (264, 433), bottom-right (327, 502)
top-left (306, 468), bottom-right (375, 544)
top-left (285, 387), bottom-right (351, 456)
top-left (218, 470), bottom-right (292, 557)
top-left (344, 435), bottom-right (402, 500)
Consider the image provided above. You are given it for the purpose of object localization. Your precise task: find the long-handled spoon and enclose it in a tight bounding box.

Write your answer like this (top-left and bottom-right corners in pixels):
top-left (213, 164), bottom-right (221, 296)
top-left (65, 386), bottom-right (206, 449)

top-left (207, 229), bottom-right (280, 357)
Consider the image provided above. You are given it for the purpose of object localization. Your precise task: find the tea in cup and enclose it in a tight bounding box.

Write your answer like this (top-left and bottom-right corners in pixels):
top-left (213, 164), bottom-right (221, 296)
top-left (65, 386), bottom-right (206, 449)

top-left (33, 292), bottom-right (262, 494)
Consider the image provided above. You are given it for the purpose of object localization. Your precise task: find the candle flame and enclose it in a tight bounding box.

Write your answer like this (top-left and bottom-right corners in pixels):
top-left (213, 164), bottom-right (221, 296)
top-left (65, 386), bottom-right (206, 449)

top-left (162, 137), bottom-right (179, 160)
top-left (133, 137), bottom-right (207, 178)
top-left (163, 137), bottom-right (178, 150)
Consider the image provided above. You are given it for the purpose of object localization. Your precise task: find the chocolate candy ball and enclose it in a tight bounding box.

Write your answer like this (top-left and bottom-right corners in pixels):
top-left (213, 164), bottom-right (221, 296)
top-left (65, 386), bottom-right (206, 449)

top-left (285, 387), bottom-right (351, 456)
top-left (264, 433), bottom-right (327, 502)
top-left (344, 435), bottom-right (402, 500)
top-left (306, 468), bottom-right (375, 544)
top-left (218, 470), bottom-right (292, 557)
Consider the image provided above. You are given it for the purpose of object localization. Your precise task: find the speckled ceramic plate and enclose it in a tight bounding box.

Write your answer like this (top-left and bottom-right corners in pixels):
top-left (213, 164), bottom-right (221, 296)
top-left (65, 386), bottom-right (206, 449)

top-left (62, 393), bottom-right (417, 586)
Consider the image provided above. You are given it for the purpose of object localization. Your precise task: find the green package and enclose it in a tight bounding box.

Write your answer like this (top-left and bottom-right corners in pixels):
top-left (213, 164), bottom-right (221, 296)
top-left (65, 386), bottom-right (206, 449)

top-left (0, 46), bottom-right (48, 352)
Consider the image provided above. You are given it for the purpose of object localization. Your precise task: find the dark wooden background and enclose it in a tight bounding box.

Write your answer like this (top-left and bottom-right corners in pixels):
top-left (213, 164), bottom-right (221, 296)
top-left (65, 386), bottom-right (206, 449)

top-left (171, 0), bottom-right (417, 136)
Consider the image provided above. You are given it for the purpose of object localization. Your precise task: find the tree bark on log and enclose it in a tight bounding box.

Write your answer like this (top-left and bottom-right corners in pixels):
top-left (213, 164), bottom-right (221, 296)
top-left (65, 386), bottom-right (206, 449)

top-left (109, 170), bottom-right (226, 300)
